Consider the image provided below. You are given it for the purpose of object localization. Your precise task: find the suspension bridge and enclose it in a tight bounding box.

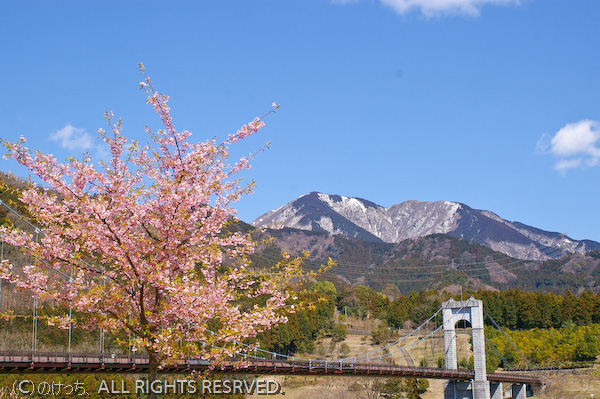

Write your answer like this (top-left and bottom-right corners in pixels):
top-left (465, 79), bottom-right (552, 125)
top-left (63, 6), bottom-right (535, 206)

top-left (0, 200), bottom-right (545, 398)
top-left (0, 297), bottom-right (543, 399)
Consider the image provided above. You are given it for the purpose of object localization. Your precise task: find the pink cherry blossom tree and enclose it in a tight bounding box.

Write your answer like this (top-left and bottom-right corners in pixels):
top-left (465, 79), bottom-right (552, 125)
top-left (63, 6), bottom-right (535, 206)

top-left (0, 64), bottom-right (297, 392)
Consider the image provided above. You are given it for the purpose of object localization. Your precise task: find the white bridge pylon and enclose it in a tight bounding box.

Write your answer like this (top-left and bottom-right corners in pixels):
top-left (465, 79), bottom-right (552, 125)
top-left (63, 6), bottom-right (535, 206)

top-left (443, 297), bottom-right (492, 399)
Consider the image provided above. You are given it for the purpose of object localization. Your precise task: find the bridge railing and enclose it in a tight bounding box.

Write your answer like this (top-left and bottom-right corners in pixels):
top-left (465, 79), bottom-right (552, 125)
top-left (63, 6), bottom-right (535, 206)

top-left (0, 350), bottom-right (542, 386)
top-left (0, 351), bottom-right (149, 365)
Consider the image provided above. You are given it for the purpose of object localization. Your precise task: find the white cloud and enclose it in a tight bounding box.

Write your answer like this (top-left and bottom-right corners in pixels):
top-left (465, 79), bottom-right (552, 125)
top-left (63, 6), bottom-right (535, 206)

top-left (550, 120), bottom-right (600, 157)
top-left (534, 133), bottom-right (551, 154)
top-left (378, 0), bottom-right (519, 17)
top-left (50, 124), bottom-right (93, 151)
top-left (554, 158), bottom-right (582, 175)
top-left (538, 119), bottom-right (600, 174)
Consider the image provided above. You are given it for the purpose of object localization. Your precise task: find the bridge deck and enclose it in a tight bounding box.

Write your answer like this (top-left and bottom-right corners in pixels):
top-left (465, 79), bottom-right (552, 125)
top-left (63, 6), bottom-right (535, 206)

top-left (0, 352), bottom-right (542, 386)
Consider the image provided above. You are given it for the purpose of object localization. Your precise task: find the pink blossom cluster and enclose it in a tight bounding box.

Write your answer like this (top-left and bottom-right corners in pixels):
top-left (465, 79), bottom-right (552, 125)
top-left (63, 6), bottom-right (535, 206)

top-left (1, 67), bottom-right (294, 373)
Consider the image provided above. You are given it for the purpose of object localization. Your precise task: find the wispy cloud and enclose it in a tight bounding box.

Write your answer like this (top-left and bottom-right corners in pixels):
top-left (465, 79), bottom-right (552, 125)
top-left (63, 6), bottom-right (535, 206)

top-left (334, 0), bottom-right (520, 17)
top-left (536, 119), bottom-right (600, 175)
top-left (50, 124), bottom-right (93, 151)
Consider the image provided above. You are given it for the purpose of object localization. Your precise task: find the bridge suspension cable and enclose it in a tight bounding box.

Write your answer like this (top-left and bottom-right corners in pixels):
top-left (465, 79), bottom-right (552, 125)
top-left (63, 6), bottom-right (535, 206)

top-left (214, 302), bottom-right (467, 371)
top-left (484, 310), bottom-right (535, 370)
top-left (485, 336), bottom-right (512, 369)
top-left (0, 199), bottom-right (80, 361)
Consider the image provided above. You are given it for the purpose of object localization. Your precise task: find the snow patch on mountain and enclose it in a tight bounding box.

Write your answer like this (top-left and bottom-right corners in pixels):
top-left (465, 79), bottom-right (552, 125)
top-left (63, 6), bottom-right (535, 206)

top-left (317, 216), bottom-right (334, 234)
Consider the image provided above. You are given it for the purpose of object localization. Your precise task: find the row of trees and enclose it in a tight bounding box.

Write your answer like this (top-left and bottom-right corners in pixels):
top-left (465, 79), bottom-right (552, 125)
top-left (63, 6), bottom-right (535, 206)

top-left (486, 323), bottom-right (600, 368)
top-left (334, 284), bottom-right (600, 331)
top-left (477, 289), bottom-right (600, 329)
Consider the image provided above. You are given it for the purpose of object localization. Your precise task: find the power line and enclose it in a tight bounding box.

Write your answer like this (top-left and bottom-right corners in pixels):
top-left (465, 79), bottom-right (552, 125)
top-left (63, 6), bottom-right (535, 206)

top-left (249, 235), bottom-right (568, 283)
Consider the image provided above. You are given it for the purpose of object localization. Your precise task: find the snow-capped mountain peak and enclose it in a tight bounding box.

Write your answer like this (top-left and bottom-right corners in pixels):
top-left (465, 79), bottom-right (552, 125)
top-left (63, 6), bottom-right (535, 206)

top-left (251, 192), bottom-right (600, 260)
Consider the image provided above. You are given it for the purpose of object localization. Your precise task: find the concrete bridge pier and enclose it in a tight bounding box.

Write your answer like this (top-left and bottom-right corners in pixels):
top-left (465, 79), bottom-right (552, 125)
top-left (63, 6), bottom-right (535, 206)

top-left (490, 382), bottom-right (502, 399)
top-left (444, 381), bottom-right (473, 399)
top-left (445, 381), bottom-right (530, 399)
top-left (511, 383), bottom-right (526, 399)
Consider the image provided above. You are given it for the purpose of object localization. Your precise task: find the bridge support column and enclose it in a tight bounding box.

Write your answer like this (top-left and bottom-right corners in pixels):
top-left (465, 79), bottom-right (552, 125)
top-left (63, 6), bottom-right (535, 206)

top-left (490, 382), bottom-right (502, 399)
top-left (511, 384), bottom-right (526, 399)
top-left (471, 327), bottom-right (489, 399)
top-left (444, 327), bottom-right (457, 369)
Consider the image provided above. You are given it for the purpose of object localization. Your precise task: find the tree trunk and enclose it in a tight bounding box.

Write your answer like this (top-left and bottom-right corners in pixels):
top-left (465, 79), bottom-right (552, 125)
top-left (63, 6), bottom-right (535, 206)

top-left (147, 348), bottom-right (159, 399)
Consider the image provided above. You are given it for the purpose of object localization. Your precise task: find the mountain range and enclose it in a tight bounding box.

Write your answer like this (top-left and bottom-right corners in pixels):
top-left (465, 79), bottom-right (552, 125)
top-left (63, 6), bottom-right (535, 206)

top-left (252, 192), bottom-right (600, 261)
top-left (3, 172), bottom-right (599, 295)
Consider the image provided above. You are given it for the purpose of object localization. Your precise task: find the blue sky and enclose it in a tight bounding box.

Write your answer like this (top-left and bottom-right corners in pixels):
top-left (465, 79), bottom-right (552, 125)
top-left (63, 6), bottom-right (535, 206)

top-left (1, 0), bottom-right (599, 241)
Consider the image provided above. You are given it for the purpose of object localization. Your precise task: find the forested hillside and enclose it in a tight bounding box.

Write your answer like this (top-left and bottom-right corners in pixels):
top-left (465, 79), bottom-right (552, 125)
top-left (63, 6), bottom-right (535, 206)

top-left (251, 228), bottom-right (600, 295)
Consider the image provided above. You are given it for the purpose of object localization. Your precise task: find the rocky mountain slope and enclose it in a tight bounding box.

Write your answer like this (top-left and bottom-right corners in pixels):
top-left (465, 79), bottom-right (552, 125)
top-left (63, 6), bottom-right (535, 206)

top-left (252, 192), bottom-right (600, 260)
top-left (250, 226), bottom-right (600, 295)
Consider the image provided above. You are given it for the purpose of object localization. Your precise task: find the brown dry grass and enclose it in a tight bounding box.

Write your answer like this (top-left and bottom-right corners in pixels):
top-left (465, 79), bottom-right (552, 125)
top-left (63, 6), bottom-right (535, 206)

top-left (534, 368), bottom-right (600, 398)
top-left (249, 330), bottom-right (477, 398)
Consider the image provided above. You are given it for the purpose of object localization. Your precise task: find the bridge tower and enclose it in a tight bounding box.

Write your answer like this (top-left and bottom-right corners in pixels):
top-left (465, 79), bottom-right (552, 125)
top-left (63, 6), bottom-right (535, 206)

top-left (443, 297), bottom-right (490, 399)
